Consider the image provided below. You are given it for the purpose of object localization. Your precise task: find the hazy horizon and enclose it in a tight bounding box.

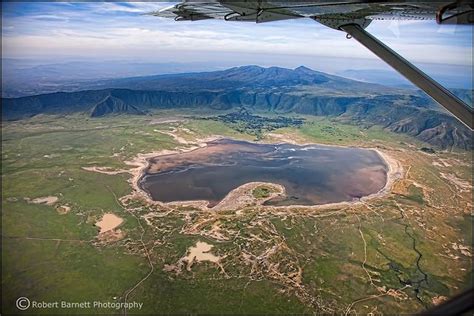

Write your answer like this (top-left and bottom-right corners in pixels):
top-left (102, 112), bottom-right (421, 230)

top-left (2, 1), bottom-right (473, 94)
top-left (2, 57), bottom-right (472, 99)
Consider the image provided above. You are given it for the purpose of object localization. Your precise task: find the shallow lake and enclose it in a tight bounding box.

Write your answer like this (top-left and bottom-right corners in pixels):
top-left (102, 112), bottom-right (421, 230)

top-left (139, 139), bottom-right (388, 207)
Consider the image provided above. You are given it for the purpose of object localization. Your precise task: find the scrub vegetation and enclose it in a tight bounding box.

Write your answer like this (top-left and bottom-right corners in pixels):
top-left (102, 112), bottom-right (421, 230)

top-left (2, 110), bottom-right (472, 315)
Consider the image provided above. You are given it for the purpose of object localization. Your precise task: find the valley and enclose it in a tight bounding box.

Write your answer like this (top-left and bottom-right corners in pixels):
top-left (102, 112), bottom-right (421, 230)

top-left (3, 66), bottom-right (473, 150)
top-left (2, 0), bottom-right (473, 313)
top-left (2, 110), bottom-right (472, 315)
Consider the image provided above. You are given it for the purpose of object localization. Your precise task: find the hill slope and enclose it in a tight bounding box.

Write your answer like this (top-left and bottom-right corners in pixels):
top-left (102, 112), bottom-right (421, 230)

top-left (90, 95), bottom-right (147, 117)
top-left (2, 66), bottom-right (471, 149)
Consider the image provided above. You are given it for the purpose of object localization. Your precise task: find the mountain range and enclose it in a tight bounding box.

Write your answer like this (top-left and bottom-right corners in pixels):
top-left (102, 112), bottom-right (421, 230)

top-left (2, 65), bottom-right (472, 150)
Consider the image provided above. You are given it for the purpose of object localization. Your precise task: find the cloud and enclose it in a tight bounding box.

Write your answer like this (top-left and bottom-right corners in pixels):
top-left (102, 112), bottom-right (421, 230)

top-left (1, 2), bottom-right (472, 68)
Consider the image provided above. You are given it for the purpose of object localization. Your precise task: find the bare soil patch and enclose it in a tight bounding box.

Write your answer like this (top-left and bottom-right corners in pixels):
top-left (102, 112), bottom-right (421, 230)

top-left (29, 196), bottom-right (59, 206)
top-left (96, 213), bottom-right (124, 234)
top-left (56, 205), bottom-right (71, 215)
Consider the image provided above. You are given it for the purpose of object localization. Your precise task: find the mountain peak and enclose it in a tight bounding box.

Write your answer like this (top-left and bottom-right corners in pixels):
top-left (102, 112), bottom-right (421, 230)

top-left (232, 65), bottom-right (264, 71)
top-left (295, 66), bottom-right (314, 73)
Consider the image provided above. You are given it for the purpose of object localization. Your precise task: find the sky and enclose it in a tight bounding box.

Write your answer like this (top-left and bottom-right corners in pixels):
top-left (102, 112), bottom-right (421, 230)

top-left (1, 1), bottom-right (473, 77)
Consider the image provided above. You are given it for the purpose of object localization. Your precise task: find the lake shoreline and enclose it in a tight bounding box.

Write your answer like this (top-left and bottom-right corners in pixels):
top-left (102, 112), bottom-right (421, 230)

top-left (125, 136), bottom-right (403, 211)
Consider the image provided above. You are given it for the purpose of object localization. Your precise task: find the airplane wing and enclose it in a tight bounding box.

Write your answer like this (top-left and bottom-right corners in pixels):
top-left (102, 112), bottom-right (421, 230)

top-left (152, 1), bottom-right (473, 24)
top-left (153, 2), bottom-right (234, 21)
top-left (150, 1), bottom-right (474, 129)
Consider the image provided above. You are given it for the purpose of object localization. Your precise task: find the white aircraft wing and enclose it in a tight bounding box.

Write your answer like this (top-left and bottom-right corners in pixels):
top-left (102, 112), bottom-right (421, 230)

top-left (152, 1), bottom-right (473, 24)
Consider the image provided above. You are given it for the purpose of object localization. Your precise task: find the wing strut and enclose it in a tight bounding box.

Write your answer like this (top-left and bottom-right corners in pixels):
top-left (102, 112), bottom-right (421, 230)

top-left (339, 23), bottom-right (473, 130)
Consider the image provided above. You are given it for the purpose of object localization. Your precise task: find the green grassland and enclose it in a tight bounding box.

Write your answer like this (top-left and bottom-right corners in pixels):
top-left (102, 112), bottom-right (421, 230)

top-left (2, 111), bottom-right (472, 315)
top-left (252, 186), bottom-right (276, 199)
